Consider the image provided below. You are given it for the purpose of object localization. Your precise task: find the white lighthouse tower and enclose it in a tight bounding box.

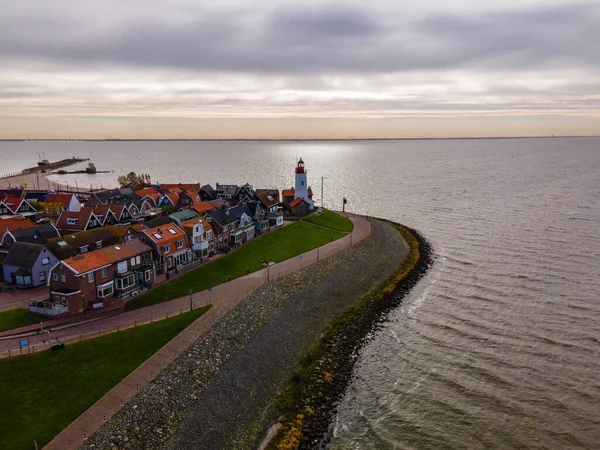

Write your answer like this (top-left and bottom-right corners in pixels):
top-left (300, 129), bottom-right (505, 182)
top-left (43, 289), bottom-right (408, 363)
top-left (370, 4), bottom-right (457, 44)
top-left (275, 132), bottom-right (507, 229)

top-left (294, 158), bottom-right (314, 210)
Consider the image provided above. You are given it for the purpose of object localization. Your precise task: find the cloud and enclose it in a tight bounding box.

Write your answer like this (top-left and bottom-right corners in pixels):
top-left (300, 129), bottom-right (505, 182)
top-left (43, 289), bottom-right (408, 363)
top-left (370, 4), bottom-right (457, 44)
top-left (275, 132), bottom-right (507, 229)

top-left (1, 2), bottom-right (599, 74)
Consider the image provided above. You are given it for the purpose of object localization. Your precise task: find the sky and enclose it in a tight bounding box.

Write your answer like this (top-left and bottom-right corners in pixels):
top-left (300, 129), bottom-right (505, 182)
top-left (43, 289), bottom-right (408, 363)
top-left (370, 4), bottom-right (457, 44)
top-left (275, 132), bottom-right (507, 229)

top-left (1, 0), bottom-right (599, 139)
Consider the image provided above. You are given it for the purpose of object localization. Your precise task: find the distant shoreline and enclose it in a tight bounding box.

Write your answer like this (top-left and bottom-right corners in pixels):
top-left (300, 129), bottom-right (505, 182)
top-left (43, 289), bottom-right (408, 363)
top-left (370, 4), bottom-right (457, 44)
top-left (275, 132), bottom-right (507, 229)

top-left (0, 135), bottom-right (598, 142)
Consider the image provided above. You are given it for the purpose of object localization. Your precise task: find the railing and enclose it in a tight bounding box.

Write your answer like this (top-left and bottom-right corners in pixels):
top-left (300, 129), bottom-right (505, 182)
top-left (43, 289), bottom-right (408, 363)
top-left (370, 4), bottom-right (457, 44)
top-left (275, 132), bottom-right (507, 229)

top-left (0, 171), bottom-right (23, 180)
top-left (29, 304), bottom-right (69, 317)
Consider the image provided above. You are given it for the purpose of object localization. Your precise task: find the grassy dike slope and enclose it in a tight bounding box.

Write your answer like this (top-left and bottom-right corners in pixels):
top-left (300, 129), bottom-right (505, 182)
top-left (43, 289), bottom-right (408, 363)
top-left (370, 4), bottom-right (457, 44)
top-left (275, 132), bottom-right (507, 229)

top-left (271, 222), bottom-right (433, 449)
top-left (0, 309), bottom-right (48, 333)
top-left (303, 209), bottom-right (354, 232)
top-left (0, 306), bottom-right (211, 450)
top-left (126, 220), bottom-right (344, 311)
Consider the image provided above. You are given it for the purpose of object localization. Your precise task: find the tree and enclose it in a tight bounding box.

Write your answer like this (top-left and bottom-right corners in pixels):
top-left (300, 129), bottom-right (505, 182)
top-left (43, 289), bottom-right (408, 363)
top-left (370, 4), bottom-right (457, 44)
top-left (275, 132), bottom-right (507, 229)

top-left (117, 172), bottom-right (151, 189)
top-left (85, 163), bottom-right (97, 174)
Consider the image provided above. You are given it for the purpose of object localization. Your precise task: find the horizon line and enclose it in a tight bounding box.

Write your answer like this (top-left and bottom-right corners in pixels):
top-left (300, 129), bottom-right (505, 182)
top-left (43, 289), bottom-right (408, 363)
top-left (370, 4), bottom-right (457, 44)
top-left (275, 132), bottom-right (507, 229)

top-left (1, 135), bottom-right (598, 142)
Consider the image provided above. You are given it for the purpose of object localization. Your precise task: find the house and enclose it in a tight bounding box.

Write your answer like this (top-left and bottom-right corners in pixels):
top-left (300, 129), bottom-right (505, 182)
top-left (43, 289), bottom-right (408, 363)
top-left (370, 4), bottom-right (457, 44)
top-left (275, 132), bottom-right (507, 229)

top-left (169, 209), bottom-right (199, 224)
top-left (255, 189), bottom-right (279, 200)
top-left (144, 216), bottom-right (175, 229)
top-left (256, 191), bottom-right (284, 229)
top-left (209, 198), bottom-right (229, 210)
top-left (141, 224), bottom-right (191, 280)
top-left (25, 191), bottom-right (49, 203)
top-left (157, 190), bottom-right (179, 208)
top-left (0, 216), bottom-right (36, 235)
top-left (122, 193), bottom-right (154, 217)
top-left (235, 183), bottom-right (255, 204)
top-left (0, 192), bottom-right (36, 217)
top-left (282, 187), bottom-right (313, 209)
top-left (2, 243), bottom-right (59, 288)
top-left (45, 227), bottom-right (124, 260)
top-left (159, 183), bottom-right (201, 192)
top-left (190, 198), bottom-right (216, 216)
top-left (46, 193), bottom-right (81, 212)
top-left (215, 183), bottom-right (238, 201)
top-left (135, 187), bottom-right (161, 206)
top-left (46, 239), bottom-right (155, 315)
top-left (206, 204), bottom-right (256, 249)
top-left (180, 217), bottom-right (214, 258)
top-left (1, 223), bottom-right (60, 248)
top-left (290, 197), bottom-right (311, 217)
top-left (89, 205), bottom-right (119, 226)
top-left (56, 209), bottom-right (103, 233)
top-left (199, 184), bottom-right (217, 201)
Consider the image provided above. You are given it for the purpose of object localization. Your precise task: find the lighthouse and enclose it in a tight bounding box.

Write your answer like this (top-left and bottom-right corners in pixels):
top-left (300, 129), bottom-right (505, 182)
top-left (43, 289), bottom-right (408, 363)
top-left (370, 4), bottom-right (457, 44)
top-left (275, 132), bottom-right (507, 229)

top-left (294, 158), bottom-right (314, 210)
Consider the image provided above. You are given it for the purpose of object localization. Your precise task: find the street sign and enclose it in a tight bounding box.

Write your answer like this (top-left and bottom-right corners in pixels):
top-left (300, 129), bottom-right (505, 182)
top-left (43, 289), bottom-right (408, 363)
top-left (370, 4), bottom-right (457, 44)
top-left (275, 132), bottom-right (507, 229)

top-left (19, 339), bottom-right (29, 349)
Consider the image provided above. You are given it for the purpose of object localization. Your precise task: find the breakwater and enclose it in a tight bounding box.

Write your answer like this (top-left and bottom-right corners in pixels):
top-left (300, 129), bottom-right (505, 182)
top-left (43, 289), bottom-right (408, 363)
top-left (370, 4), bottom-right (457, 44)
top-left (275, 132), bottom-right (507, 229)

top-left (269, 222), bottom-right (433, 449)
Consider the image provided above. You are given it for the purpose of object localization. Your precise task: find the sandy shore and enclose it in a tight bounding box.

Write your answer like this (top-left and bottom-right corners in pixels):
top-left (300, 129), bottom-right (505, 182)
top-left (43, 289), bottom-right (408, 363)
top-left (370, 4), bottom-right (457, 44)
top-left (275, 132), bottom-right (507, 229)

top-left (1, 171), bottom-right (78, 193)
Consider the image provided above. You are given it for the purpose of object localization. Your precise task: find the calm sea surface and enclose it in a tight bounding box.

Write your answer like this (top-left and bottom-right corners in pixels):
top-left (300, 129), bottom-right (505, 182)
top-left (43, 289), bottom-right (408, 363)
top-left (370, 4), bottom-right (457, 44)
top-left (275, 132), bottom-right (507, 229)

top-left (2, 138), bottom-right (600, 448)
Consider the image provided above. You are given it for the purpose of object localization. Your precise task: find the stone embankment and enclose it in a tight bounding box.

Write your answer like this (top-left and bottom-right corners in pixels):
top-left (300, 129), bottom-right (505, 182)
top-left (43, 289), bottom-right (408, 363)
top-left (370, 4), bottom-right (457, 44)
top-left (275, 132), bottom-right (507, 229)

top-left (80, 219), bottom-right (409, 450)
top-left (271, 222), bottom-right (434, 449)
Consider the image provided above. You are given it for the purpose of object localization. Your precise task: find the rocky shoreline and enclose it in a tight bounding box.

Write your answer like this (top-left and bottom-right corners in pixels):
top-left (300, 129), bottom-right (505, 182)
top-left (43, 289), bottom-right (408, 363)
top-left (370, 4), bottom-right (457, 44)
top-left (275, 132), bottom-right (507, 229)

top-left (270, 222), bottom-right (433, 449)
top-left (80, 219), bottom-right (410, 450)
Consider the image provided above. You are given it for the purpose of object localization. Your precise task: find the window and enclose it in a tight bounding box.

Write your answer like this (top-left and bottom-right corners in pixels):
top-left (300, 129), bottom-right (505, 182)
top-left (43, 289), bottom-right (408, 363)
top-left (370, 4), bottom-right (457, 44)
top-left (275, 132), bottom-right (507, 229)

top-left (97, 281), bottom-right (114, 298)
top-left (60, 274), bottom-right (66, 283)
top-left (115, 274), bottom-right (135, 290)
top-left (145, 270), bottom-right (152, 282)
top-left (67, 218), bottom-right (77, 225)
top-left (88, 273), bottom-right (94, 283)
top-left (167, 228), bottom-right (177, 235)
top-left (135, 256), bottom-right (141, 265)
top-left (117, 261), bottom-right (128, 273)
top-left (96, 241), bottom-right (103, 249)
top-left (40, 271), bottom-right (46, 283)
top-left (162, 244), bottom-right (171, 254)
top-left (79, 245), bottom-right (89, 253)
top-left (176, 240), bottom-right (183, 249)
top-left (101, 268), bottom-right (107, 278)
top-left (53, 273), bottom-right (58, 281)
top-left (301, 181), bottom-right (304, 186)
top-left (21, 204), bottom-right (29, 211)
top-left (130, 257), bottom-right (135, 266)
top-left (206, 230), bottom-right (212, 239)
top-left (41, 257), bottom-right (50, 265)
top-left (167, 257), bottom-right (173, 268)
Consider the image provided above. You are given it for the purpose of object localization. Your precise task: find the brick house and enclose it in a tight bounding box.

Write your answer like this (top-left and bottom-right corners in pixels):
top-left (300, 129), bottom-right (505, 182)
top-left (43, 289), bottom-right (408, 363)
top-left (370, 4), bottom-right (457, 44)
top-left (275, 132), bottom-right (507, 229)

top-left (140, 224), bottom-right (191, 281)
top-left (46, 239), bottom-right (154, 315)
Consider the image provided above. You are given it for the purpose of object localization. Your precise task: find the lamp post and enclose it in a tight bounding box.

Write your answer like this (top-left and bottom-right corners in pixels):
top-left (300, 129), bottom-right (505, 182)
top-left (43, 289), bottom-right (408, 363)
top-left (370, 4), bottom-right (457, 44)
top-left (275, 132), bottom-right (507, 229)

top-left (189, 290), bottom-right (193, 311)
top-left (82, 293), bottom-right (85, 316)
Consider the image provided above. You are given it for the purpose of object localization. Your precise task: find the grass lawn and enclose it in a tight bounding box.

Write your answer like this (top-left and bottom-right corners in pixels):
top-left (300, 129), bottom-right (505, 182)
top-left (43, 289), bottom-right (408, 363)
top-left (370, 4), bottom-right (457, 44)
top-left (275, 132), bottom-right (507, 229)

top-left (0, 306), bottom-right (210, 450)
top-left (126, 221), bottom-right (343, 311)
top-left (303, 209), bottom-right (354, 232)
top-left (0, 308), bottom-right (48, 333)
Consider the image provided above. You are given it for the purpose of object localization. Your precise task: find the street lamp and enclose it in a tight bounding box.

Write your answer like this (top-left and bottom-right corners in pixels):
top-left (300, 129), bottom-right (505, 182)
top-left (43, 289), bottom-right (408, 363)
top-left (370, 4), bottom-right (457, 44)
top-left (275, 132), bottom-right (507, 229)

top-left (189, 290), bottom-right (193, 311)
top-left (82, 293), bottom-right (85, 315)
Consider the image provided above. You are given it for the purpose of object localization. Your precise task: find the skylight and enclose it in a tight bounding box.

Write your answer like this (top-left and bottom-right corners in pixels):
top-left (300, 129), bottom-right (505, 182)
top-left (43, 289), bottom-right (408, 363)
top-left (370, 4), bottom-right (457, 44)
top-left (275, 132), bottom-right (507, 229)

top-left (58, 241), bottom-right (67, 247)
top-left (167, 228), bottom-right (176, 235)
top-left (114, 246), bottom-right (121, 250)
top-left (153, 232), bottom-right (162, 239)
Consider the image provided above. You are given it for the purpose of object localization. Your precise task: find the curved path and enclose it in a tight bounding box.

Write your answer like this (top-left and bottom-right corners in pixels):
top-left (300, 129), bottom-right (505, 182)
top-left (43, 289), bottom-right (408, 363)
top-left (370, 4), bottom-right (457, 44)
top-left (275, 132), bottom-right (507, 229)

top-left (0, 213), bottom-right (369, 356)
top-left (43, 213), bottom-right (370, 450)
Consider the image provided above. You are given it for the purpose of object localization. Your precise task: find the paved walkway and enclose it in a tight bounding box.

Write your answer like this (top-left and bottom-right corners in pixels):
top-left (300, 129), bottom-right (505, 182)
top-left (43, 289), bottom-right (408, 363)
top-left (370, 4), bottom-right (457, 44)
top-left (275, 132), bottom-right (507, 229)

top-left (0, 285), bottom-right (49, 312)
top-left (42, 213), bottom-right (371, 450)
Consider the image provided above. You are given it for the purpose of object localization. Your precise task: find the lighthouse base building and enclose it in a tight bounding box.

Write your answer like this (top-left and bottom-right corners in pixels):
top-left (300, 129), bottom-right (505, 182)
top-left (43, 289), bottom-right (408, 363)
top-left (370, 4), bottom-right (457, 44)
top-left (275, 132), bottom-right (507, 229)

top-left (281, 158), bottom-right (315, 215)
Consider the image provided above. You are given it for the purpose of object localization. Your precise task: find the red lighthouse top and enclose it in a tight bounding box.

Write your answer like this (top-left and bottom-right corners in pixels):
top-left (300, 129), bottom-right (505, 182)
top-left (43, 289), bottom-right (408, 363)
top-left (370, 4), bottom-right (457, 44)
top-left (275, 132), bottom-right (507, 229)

top-left (295, 158), bottom-right (305, 174)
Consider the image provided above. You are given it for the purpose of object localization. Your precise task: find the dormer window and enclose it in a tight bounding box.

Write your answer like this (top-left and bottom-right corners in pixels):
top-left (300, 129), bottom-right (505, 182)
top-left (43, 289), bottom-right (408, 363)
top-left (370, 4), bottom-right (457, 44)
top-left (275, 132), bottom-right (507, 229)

top-left (67, 218), bottom-right (77, 225)
top-left (79, 245), bottom-right (89, 253)
top-left (96, 241), bottom-right (103, 249)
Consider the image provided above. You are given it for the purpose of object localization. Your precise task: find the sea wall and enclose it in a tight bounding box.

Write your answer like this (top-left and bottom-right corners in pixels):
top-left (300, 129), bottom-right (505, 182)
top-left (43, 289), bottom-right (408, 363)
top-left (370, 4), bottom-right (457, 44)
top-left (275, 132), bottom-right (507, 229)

top-left (269, 221), bottom-right (433, 449)
top-left (80, 219), bottom-right (410, 450)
